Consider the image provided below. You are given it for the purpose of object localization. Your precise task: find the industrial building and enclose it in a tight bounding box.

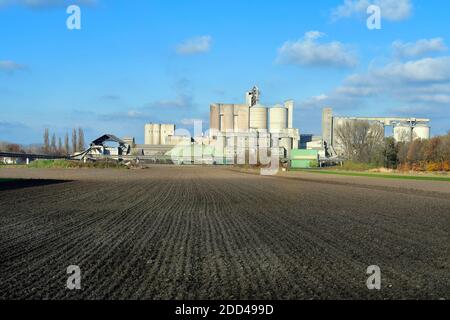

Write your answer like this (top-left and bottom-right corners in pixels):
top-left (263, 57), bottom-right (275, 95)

top-left (321, 108), bottom-right (431, 157)
top-left (209, 86), bottom-right (300, 159)
top-left (77, 87), bottom-right (302, 166)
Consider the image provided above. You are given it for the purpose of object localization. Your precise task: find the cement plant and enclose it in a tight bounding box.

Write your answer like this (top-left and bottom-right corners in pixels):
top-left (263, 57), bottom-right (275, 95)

top-left (34, 86), bottom-right (433, 171)
top-left (1, 0), bottom-right (449, 308)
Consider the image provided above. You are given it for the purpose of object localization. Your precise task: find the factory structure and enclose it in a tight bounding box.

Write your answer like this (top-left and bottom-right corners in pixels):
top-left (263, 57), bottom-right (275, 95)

top-left (74, 87), bottom-right (432, 168)
top-left (76, 86), bottom-right (301, 165)
top-left (319, 108), bottom-right (431, 157)
top-left (209, 86), bottom-right (300, 159)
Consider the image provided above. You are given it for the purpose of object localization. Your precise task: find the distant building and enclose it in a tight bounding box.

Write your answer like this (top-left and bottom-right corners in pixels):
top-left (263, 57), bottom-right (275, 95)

top-left (321, 108), bottom-right (431, 157)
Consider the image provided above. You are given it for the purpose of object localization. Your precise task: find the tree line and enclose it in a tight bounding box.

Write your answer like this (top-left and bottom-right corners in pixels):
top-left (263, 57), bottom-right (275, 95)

top-left (0, 128), bottom-right (86, 156)
top-left (335, 120), bottom-right (450, 172)
top-left (387, 134), bottom-right (450, 171)
top-left (43, 128), bottom-right (86, 156)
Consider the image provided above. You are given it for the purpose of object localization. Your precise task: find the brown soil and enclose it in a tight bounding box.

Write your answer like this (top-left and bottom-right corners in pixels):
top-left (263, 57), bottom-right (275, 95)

top-left (0, 167), bottom-right (448, 299)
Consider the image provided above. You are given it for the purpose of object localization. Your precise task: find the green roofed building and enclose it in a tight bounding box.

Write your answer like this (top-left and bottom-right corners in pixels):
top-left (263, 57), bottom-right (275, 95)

top-left (290, 149), bottom-right (319, 169)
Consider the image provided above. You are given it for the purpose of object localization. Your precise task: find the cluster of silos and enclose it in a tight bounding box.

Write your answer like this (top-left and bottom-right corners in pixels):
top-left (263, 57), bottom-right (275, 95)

top-left (210, 104), bottom-right (250, 134)
top-left (210, 100), bottom-right (294, 134)
top-left (393, 123), bottom-right (431, 143)
top-left (210, 99), bottom-right (298, 153)
top-left (145, 124), bottom-right (175, 145)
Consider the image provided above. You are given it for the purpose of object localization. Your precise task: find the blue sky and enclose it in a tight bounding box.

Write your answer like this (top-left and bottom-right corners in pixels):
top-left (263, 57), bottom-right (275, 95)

top-left (1, 0), bottom-right (449, 144)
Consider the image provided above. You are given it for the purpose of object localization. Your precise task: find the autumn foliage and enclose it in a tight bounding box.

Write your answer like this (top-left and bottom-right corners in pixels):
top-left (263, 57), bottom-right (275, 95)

top-left (396, 132), bottom-right (450, 172)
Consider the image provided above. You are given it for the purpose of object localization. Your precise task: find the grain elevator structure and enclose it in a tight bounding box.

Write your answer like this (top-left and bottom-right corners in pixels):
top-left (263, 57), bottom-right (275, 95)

top-left (209, 86), bottom-right (300, 158)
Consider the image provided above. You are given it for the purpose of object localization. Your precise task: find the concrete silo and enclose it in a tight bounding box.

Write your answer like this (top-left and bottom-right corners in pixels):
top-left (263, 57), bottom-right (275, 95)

top-left (221, 104), bottom-right (234, 133)
top-left (235, 104), bottom-right (249, 133)
top-left (394, 123), bottom-right (412, 143)
top-left (152, 124), bottom-right (161, 145)
top-left (210, 104), bottom-right (220, 136)
top-left (269, 105), bottom-right (288, 133)
top-left (145, 124), bottom-right (154, 145)
top-left (249, 104), bottom-right (268, 130)
top-left (413, 124), bottom-right (431, 141)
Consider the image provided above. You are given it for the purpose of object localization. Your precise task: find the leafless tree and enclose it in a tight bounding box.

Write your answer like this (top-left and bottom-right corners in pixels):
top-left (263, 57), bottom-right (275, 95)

top-left (64, 132), bottom-right (70, 155)
top-left (335, 120), bottom-right (385, 163)
top-left (43, 128), bottom-right (50, 154)
top-left (72, 128), bottom-right (78, 154)
top-left (51, 133), bottom-right (57, 155)
top-left (78, 127), bottom-right (85, 152)
top-left (58, 137), bottom-right (63, 155)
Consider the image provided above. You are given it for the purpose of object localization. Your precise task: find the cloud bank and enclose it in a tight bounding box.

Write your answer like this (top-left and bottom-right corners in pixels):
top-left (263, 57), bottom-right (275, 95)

top-left (277, 31), bottom-right (358, 68)
top-left (392, 38), bottom-right (447, 59)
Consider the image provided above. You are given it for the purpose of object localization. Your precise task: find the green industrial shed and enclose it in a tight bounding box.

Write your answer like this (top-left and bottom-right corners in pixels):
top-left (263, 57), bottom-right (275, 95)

top-left (290, 149), bottom-right (319, 169)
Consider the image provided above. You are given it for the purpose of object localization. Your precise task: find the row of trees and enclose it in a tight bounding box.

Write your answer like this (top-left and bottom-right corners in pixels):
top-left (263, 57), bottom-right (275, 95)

top-left (386, 134), bottom-right (450, 171)
top-left (43, 128), bottom-right (86, 156)
top-left (334, 120), bottom-right (450, 171)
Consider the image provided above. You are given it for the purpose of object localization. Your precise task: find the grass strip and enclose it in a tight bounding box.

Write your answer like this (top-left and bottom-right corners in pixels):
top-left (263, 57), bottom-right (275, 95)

top-left (294, 169), bottom-right (450, 182)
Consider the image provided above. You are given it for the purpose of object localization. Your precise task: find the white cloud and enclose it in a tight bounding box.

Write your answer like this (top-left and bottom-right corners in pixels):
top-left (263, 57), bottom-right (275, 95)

top-left (176, 36), bottom-right (212, 55)
top-left (0, 60), bottom-right (27, 74)
top-left (300, 94), bottom-right (332, 109)
top-left (277, 31), bottom-right (358, 68)
top-left (300, 55), bottom-right (450, 117)
top-left (392, 38), bottom-right (447, 59)
top-left (373, 57), bottom-right (450, 83)
top-left (332, 0), bottom-right (412, 22)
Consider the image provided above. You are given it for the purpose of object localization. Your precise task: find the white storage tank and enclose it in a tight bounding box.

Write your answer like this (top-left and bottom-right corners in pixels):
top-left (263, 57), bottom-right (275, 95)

top-left (250, 104), bottom-right (268, 130)
top-left (269, 105), bottom-right (288, 133)
top-left (394, 123), bottom-right (412, 143)
top-left (413, 124), bottom-right (431, 141)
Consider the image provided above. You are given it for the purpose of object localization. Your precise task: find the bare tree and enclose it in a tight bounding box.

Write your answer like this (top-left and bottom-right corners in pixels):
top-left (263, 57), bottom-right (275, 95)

top-left (335, 120), bottom-right (385, 163)
top-left (64, 132), bottom-right (70, 155)
top-left (51, 133), bottom-right (57, 155)
top-left (43, 128), bottom-right (50, 154)
top-left (58, 137), bottom-right (63, 155)
top-left (72, 128), bottom-right (78, 154)
top-left (78, 127), bottom-right (85, 152)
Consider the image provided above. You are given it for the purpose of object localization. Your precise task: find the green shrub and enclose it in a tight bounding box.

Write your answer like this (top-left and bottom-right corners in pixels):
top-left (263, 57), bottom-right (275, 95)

top-left (309, 160), bottom-right (319, 168)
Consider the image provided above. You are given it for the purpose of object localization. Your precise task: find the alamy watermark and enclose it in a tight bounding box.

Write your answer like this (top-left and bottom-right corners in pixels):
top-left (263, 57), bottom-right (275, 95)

top-left (67, 265), bottom-right (81, 290)
top-left (66, 5), bottom-right (81, 30)
top-left (166, 120), bottom-right (282, 176)
top-left (367, 5), bottom-right (382, 30)
top-left (366, 265), bottom-right (381, 290)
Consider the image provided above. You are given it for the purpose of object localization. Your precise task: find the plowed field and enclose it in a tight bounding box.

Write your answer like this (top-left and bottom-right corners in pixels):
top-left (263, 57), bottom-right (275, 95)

top-left (0, 167), bottom-right (448, 299)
